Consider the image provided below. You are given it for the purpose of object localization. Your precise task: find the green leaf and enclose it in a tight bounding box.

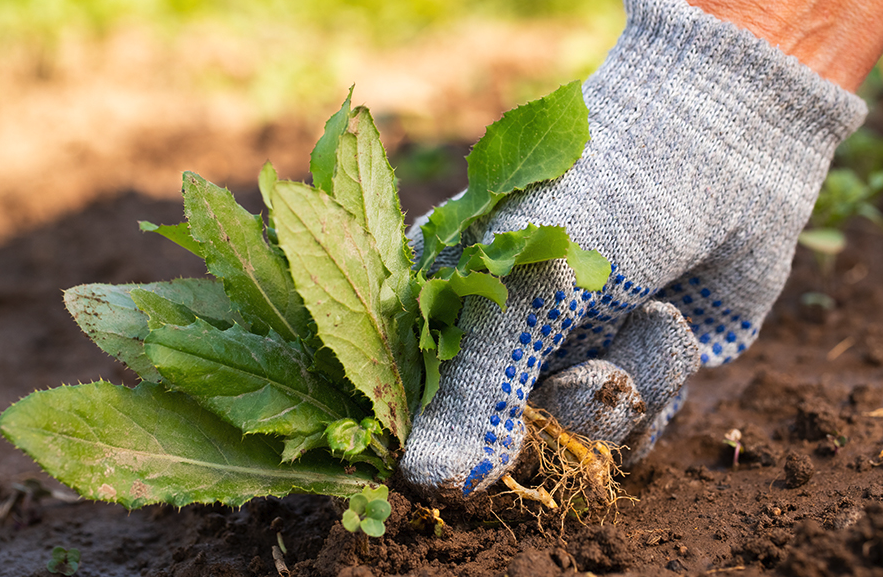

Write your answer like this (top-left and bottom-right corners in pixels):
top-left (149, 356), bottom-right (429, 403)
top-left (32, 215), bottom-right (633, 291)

top-left (63, 279), bottom-right (236, 382)
top-left (457, 224), bottom-right (571, 276)
top-left (183, 171), bottom-right (310, 342)
top-left (418, 81), bottom-right (590, 270)
top-left (129, 288), bottom-right (236, 331)
top-left (325, 418), bottom-right (372, 458)
top-left (130, 289), bottom-right (196, 329)
top-left (341, 509), bottom-right (362, 533)
top-left (798, 228), bottom-right (847, 256)
top-left (281, 430), bottom-right (327, 462)
top-left (0, 381), bottom-right (375, 507)
top-left (258, 160), bottom-right (278, 211)
top-left (144, 320), bottom-right (365, 437)
top-left (565, 241), bottom-right (611, 291)
top-left (421, 349), bottom-right (441, 411)
top-left (348, 493), bottom-right (369, 515)
top-left (271, 181), bottom-right (411, 443)
top-left (361, 484), bottom-right (388, 502)
top-left (447, 271), bottom-right (508, 310)
top-left (139, 221), bottom-right (203, 257)
top-left (311, 86), bottom-right (353, 194)
top-left (437, 325), bottom-right (465, 361)
top-left (365, 498), bottom-right (392, 522)
top-left (360, 517), bottom-right (386, 537)
top-left (327, 102), bottom-right (422, 414)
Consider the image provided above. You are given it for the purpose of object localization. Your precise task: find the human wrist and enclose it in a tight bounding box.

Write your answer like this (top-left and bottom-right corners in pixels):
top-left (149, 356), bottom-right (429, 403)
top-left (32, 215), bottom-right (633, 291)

top-left (686, 0), bottom-right (883, 92)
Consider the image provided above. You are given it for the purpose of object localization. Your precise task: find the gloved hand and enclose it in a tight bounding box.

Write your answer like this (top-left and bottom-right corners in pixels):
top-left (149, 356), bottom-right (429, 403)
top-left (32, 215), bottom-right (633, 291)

top-left (400, 0), bottom-right (866, 497)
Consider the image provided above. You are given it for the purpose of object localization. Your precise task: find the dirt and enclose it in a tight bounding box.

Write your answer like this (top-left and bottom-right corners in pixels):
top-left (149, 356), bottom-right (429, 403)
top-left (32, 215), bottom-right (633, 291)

top-left (2, 147), bottom-right (883, 576)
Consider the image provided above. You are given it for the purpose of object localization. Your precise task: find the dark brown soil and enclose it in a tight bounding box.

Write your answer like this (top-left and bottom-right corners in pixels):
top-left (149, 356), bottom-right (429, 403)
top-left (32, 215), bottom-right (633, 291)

top-left (2, 159), bottom-right (883, 576)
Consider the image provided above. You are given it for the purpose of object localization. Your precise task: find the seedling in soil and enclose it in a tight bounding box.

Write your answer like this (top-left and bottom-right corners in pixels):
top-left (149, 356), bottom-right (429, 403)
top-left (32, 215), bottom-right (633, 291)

top-left (825, 432), bottom-right (849, 456)
top-left (0, 82), bottom-right (612, 528)
top-left (724, 428), bottom-right (743, 468)
top-left (47, 547), bottom-right (80, 576)
top-left (342, 485), bottom-right (392, 538)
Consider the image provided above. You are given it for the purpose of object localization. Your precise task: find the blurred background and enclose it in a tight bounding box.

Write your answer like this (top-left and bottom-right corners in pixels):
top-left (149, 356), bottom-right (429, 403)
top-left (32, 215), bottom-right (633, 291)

top-left (0, 0), bottom-right (626, 242)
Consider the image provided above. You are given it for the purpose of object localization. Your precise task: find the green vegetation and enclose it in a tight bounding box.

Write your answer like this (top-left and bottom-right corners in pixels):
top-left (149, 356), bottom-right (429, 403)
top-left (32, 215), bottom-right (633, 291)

top-left (0, 84), bottom-right (608, 516)
top-left (47, 547), bottom-right (80, 576)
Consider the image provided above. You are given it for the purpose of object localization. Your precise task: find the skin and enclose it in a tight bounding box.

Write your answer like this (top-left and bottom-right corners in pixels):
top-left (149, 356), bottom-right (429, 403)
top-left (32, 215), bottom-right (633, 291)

top-left (687, 0), bottom-right (883, 92)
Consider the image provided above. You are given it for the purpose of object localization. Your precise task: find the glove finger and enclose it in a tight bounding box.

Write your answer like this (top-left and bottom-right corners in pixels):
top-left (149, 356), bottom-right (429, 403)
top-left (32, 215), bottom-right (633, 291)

top-left (532, 300), bottom-right (699, 464)
top-left (621, 385), bottom-right (688, 467)
top-left (530, 359), bottom-right (646, 444)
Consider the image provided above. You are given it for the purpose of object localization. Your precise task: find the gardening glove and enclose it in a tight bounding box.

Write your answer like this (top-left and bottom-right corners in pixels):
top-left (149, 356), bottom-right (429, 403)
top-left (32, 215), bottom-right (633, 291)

top-left (400, 0), bottom-right (867, 498)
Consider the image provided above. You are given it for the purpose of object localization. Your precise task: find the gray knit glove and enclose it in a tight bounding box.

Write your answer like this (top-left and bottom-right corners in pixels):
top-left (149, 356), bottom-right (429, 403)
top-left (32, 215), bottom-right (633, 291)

top-left (400, 0), bottom-right (867, 497)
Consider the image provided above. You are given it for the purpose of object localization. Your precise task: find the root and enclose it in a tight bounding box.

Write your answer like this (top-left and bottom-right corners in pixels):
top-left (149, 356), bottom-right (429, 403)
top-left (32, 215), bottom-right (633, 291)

top-left (502, 404), bottom-right (634, 529)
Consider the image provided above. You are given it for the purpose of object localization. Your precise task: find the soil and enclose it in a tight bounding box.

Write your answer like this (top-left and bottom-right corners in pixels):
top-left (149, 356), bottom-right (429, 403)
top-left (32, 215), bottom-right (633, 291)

top-left (2, 151), bottom-right (883, 576)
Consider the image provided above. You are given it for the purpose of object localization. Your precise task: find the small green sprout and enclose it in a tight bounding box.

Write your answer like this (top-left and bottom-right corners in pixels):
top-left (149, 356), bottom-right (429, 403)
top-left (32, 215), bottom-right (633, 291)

top-left (47, 547), bottom-right (80, 576)
top-left (826, 432), bottom-right (849, 456)
top-left (724, 428), bottom-right (742, 468)
top-left (341, 485), bottom-right (392, 538)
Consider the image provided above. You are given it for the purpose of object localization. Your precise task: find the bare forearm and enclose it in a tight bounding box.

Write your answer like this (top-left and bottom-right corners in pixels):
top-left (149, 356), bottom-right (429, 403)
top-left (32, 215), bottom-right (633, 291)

top-left (688, 0), bottom-right (883, 92)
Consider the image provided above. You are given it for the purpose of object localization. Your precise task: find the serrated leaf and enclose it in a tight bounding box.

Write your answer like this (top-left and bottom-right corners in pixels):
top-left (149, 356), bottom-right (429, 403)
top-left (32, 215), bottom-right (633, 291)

top-left (281, 430), bottom-right (327, 462)
top-left (271, 181), bottom-right (411, 443)
top-left (311, 86), bottom-right (353, 194)
top-left (64, 279), bottom-right (236, 382)
top-left (328, 103), bottom-right (422, 413)
top-left (447, 271), bottom-right (508, 310)
top-left (325, 418), bottom-right (372, 457)
top-left (437, 325), bottom-right (465, 361)
top-left (183, 171), bottom-right (309, 341)
top-left (457, 224), bottom-right (571, 277)
top-left (130, 288), bottom-right (235, 331)
top-left (0, 381), bottom-right (374, 507)
top-left (418, 81), bottom-right (590, 270)
top-left (565, 242), bottom-right (611, 291)
top-left (144, 319), bottom-right (365, 437)
top-left (139, 221), bottom-right (203, 258)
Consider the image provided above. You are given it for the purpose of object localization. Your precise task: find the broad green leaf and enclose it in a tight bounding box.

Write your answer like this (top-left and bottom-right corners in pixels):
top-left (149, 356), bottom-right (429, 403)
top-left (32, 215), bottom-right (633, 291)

top-left (418, 81), bottom-right (590, 270)
top-left (271, 181), bottom-right (411, 443)
top-left (325, 418), bottom-right (372, 458)
top-left (131, 289), bottom-right (197, 329)
top-left (328, 103), bottom-right (422, 413)
top-left (417, 279), bottom-right (463, 350)
top-left (447, 271), bottom-right (508, 310)
top-left (565, 242), bottom-right (611, 291)
top-left (182, 171), bottom-right (309, 341)
top-left (311, 86), bottom-right (353, 194)
top-left (64, 279), bottom-right (236, 382)
top-left (437, 325), bottom-right (466, 361)
top-left (0, 381), bottom-right (375, 507)
top-left (130, 289), bottom-right (236, 331)
top-left (281, 431), bottom-right (326, 462)
top-left (457, 224), bottom-right (571, 276)
top-left (144, 320), bottom-right (365, 437)
top-left (139, 221), bottom-right (203, 257)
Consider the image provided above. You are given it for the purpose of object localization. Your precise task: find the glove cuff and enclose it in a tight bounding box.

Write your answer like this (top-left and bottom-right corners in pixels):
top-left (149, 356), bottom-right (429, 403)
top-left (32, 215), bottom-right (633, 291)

top-left (602, 0), bottom-right (867, 169)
